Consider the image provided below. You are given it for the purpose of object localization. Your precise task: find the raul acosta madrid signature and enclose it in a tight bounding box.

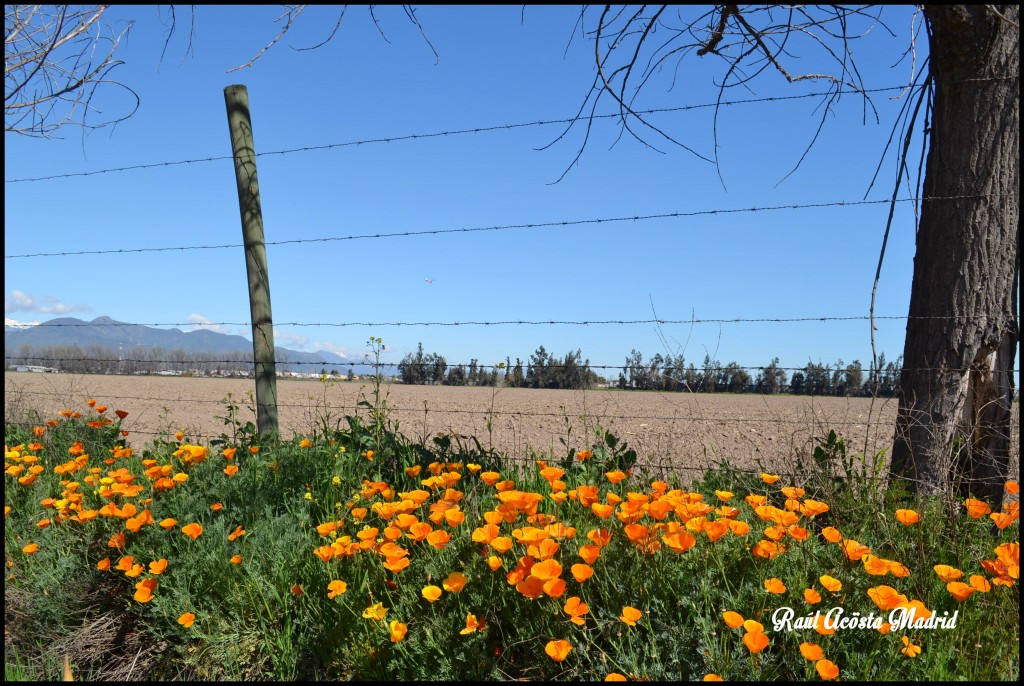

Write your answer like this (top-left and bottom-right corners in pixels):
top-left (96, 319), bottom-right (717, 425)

top-left (772, 606), bottom-right (959, 632)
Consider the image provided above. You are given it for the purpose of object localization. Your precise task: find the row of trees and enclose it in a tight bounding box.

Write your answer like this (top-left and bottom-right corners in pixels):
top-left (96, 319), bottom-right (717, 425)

top-left (7, 344), bottom-right (258, 376)
top-left (397, 343), bottom-right (601, 390)
top-left (616, 351), bottom-right (903, 397)
top-left (396, 343), bottom-right (904, 396)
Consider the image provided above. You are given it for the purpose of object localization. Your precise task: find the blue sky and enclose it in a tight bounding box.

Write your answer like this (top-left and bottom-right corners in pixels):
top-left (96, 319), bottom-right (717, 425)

top-left (6, 5), bottom-right (954, 377)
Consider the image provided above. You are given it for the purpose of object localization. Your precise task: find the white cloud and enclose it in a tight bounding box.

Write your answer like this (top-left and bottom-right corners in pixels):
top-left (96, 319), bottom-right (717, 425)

top-left (5, 317), bottom-right (40, 329)
top-left (272, 330), bottom-right (310, 349)
top-left (4, 290), bottom-right (92, 315)
top-left (270, 329), bottom-right (359, 359)
top-left (184, 313), bottom-right (232, 334)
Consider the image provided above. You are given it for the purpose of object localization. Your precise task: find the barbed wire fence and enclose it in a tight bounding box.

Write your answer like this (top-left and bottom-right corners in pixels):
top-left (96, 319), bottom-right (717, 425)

top-left (5, 81), bottom-right (1020, 491)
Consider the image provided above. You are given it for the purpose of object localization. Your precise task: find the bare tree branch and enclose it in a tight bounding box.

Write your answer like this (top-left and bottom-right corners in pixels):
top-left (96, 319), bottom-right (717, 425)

top-left (5, 4), bottom-right (136, 138)
top-left (549, 5), bottom-right (891, 184)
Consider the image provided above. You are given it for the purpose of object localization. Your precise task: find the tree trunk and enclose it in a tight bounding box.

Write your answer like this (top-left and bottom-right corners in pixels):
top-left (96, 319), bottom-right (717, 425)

top-left (889, 5), bottom-right (1019, 504)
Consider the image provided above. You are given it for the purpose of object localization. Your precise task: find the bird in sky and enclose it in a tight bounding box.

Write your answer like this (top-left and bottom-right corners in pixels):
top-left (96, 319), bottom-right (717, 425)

top-left (424, 278), bottom-right (435, 284)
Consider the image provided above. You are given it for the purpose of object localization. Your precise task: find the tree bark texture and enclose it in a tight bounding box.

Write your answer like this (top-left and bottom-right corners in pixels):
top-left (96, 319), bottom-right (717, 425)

top-left (890, 5), bottom-right (1019, 503)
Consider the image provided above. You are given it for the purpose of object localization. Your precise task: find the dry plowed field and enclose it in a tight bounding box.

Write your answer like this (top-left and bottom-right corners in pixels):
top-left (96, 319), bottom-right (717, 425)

top-left (5, 372), bottom-right (1018, 483)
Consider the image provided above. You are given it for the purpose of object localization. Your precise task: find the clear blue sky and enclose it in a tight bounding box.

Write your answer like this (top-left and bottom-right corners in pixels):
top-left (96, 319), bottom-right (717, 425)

top-left (5, 5), bottom-right (970, 377)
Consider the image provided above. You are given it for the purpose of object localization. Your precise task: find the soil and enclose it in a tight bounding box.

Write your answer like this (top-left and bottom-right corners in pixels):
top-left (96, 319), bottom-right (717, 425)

top-left (5, 372), bottom-right (1018, 485)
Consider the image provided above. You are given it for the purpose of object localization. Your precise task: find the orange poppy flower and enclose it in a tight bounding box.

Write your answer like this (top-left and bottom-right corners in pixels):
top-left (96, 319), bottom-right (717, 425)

top-left (722, 611), bottom-right (744, 628)
top-left (591, 503), bottom-right (615, 519)
top-left (969, 574), bottom-right (992, 592)
top-left (867, 585), bottom-right (908, 611)
top-left (964, 498), bottom-right (992, 518)
top-left (804, 588), bottom-right (822, 604)
top-left (443, 571), bottom-right (467, 593)
top-left (563, 596), bottom-right (589, 625)
top-left (181, 523), bottom-right (203, 540)
top-left (800, 499), bottom-right (829, 517)
top-left (383, 556), bottom-right (410, 573)
top-left (821, 526), bottom-right (842, 543)
top-left (933, 564), bottom-right (963, 582)
top-left (427, 529), bottom-right (452, 550)
top-left (800, 642), bottom-right (824, 660)
top-left (743, 631), bottom-right (769, 653)
top-left (327, 580), bottom-right (347, 599)
top-left (663, 530), bottom-right (698, 553)
top-left (761, 473), bottom-right (780, 484)
top-left (704, 520), bottom-right (729, 542)
top-left (210, 503), bottom-right (224, 512)
top-left (619, 606), bottom-right (642, 626)
top-left (820, 575), bottom-right (842, 592)
top-left (764, 578), bottom-right (787, 594)
top-left (545, 639), bottom-right (572, 661)
top-left (460, 612), bottom-right (484, 634)
top-left (567, 564), bottom-right (593, 583)
top-left (299, 439), bottom-right (313, 448)
top-left (701, 675), bottom-right (722, 682)
top-left (605, 470), bottom-right (627, 485)
top-left (389, 620), bottom-right (408, 642)
top-left (812, 613), bottom-right (836, 636)
top-left (22, 543), bottom-right (39, 555)
top-left (228, 525), bottom-right (247, 541)
top-left (900, 636), bottom-right (921, 658)
top-left (224, 465), bottom-right (239, 477)
top-left (946, 581), bottom-right (976, 602)
top-left (841, 539), bottom-right (871, 561)
top-left (530, 559), bottom-right (562, 581)
top-left (895, 509), bottom-right (920, 525)
top-left (178, 612), bottom-right (196, 628)
top-left (149, 559), bottom-right (168, 575)
top-left (97, 557), bottom-right (111, 571)
top-left (134, 578), bottom-right (158, 603)
top-left (862, 554), bottom-right (892, 576)
top-left (422, 585), bottom-right (442, 602)
top-left (816, 659), bottom-right (839, 680)
top-left (230, 555), bottom-right (243, 565)
top-left (744, 494), bottom-right (767, 508)
top-left (752, 539), bottom-right (785, 559)
top-left (543, 578), bottom-right (567, 598)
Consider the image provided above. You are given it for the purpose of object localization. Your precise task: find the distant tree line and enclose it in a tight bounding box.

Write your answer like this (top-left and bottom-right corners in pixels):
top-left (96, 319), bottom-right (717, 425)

top-left (6, 344), bottom-right (256, 376)
top-left (8, 341), bottom-right (906, 397)
top-left (616, 351), bottom-right (903, 397)
top-left (397, 343), bottom-right (904, 396)
top-left (398, 343), bottom-right (601, 390)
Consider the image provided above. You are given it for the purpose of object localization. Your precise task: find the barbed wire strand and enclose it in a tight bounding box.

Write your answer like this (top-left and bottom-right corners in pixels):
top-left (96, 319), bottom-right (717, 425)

top-left (6, 311), bottom-right (1005, 327)
top-left (4, 194), bottom-right (1000, 260)
top-left (3, 86), bottom-right (923, 185)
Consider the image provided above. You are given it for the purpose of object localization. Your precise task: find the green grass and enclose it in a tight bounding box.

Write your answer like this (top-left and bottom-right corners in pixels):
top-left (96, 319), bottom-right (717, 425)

top-left (3, 387), bottom-right (1019, 681)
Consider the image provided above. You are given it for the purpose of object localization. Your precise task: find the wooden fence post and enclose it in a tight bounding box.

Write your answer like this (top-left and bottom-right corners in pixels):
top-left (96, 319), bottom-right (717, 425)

top-left (224, 84), bottom-right (279, 437)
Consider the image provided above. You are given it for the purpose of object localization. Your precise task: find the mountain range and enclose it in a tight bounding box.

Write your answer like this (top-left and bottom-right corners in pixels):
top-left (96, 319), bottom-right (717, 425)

top-left (4, 316), bottom-right (378, 375)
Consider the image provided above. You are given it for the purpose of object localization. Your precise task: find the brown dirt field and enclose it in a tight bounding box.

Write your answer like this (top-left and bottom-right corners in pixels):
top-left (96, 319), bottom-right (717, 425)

top-left (5, 371), bottom-right (1018, 483)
